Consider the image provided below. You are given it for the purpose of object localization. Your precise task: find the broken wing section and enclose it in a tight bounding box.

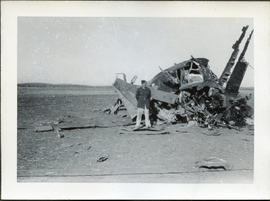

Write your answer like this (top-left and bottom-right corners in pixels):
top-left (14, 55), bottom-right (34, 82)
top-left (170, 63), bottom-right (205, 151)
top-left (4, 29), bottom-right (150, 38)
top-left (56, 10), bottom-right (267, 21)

top-left (113, 78), bottom-right (179, 120)
top-left (113, 79), bottom-right (138, 120)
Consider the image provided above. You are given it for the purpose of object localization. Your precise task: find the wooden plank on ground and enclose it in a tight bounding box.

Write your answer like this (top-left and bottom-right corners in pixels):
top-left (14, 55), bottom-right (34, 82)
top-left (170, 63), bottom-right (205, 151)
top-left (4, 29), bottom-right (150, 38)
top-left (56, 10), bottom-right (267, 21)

top-left (120, 127), bottom-right (164, 132)
top-left (119, 130), bottom-right (170, 135)
top-left (119, 126), bottom-right (169, 135)
top-left (35, 125), bottom-right (54, 132)
top-left (59, 123), bottom-right (97, 130)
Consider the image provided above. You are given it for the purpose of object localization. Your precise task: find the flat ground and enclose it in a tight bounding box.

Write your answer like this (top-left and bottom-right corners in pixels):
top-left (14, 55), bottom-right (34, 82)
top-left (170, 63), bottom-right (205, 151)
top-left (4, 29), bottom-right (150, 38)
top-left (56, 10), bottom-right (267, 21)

top-left (17, 86), bottom-right (254, 183)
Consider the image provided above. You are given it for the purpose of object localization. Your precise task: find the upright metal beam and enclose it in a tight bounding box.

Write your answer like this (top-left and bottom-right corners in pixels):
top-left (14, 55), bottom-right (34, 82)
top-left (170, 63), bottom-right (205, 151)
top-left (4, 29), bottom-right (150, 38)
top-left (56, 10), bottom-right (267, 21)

top-left (218, 25), bottom-right (249, 86)
top-left (225, 30), bottom-right (254, 95)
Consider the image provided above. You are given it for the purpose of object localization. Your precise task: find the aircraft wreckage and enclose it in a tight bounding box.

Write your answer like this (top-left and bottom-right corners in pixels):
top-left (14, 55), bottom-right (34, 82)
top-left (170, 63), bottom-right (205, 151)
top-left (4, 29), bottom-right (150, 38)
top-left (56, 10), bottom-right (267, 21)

top-left (106, 25), bottom-right (254, 129)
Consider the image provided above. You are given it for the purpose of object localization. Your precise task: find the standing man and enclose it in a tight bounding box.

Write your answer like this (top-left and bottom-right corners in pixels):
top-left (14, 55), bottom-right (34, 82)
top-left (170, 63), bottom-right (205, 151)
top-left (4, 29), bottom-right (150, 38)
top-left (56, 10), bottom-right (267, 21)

top-left (134, 80), bottom-right (151, 130)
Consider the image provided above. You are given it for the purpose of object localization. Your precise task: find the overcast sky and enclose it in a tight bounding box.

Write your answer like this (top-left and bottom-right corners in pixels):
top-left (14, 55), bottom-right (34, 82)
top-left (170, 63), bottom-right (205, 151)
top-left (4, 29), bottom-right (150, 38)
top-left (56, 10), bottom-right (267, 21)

top-left (18, 17), bottom-right (254, 86)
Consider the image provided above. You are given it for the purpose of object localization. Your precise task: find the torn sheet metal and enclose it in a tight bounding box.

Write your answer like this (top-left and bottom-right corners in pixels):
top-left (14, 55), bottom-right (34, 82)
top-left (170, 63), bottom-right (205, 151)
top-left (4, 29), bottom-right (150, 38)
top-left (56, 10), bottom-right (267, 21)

top-left (109, 25), bottom-right (254, 129)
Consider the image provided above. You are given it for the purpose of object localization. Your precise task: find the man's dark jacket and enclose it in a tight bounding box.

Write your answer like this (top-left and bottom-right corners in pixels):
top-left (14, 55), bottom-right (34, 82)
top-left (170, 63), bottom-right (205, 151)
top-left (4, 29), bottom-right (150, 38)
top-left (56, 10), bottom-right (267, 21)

top-left (135, 87), bottom-right (151, 109)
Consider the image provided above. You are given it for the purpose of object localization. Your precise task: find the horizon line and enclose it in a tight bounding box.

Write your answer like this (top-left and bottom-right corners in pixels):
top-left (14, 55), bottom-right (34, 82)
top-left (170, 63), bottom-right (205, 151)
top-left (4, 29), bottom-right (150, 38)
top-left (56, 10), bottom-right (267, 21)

top-left (17, 82), bottom-right (254, 89)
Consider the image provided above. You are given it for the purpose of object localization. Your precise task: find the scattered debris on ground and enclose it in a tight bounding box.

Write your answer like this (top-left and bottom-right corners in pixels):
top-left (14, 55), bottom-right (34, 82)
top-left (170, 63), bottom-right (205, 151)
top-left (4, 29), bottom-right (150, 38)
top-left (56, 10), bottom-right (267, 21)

top-left (106, 25), bottom-right (254, 131)
top-left (56, 129), bottom-right (64, 138)
top-left (31, 26), bottom-right (254, 135)
top-left (119, 128), bottom-right (169, 135)
top-left (175, 130), bottom-right (189, 134)
top-left (87, 146), bottom-right (92, 150)
top-left (97, 155), bottom-right (109, 162)
top-left (32, 114), bottom-right (136, 134)
top-left (120, 130), bottom-right (170, 135)
top-left (118, 125), bottom-right (170, 135)
top-left (195, 157), bottom-right (231, 170)
top-left (35, 125), bottom-right (54, 132)
top-left (103, 98), bottom-right (126, 114)
top-left (58, 123), bottom-right (97, 130)
top-left (106, 89), bottom-right (253, 131)
top-left (202, 130), bottom-right (222, 136)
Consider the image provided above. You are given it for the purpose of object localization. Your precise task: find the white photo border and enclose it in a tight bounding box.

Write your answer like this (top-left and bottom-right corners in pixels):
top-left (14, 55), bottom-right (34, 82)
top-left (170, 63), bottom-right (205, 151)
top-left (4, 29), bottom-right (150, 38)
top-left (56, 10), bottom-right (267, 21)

top-left (2, 1), bottom-right (270, 199)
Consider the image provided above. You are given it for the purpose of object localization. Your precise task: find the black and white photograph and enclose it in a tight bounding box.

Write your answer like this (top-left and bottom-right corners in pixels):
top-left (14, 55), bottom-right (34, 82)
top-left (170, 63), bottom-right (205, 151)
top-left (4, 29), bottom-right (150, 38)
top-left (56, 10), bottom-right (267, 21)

top-left (2, 1), bottom-right (270, 200)
top-left (17, 17), bottom-right (255, 183)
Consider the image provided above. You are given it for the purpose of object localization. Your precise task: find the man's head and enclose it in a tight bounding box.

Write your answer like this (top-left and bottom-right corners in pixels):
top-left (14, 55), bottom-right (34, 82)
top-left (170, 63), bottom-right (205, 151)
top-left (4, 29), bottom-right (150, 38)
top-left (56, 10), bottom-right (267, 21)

top-left (141, 80), bottom-right (147, 88)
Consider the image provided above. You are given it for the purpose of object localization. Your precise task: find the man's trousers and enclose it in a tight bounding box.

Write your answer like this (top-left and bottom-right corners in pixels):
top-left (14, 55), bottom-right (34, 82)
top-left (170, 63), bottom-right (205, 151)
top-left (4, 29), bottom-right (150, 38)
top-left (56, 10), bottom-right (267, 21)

top-left (135, 106), bottom-right (151, 128)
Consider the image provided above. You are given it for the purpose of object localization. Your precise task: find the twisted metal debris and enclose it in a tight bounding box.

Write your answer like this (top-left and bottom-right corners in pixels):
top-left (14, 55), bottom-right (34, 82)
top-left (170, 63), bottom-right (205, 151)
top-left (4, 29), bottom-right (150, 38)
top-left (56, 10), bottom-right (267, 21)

top-left (107, 25), bottom-right (254, 130)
